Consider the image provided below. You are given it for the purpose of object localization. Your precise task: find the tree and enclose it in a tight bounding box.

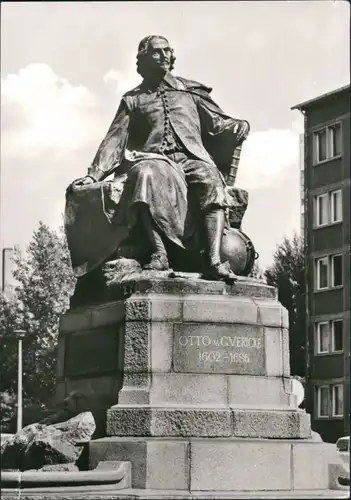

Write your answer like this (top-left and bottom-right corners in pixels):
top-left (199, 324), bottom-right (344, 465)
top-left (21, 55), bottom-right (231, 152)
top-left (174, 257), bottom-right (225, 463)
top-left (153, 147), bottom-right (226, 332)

top-left (0, 222), bottom-right (75, 429)
top-left (264, 233), bottom-right (305, 376)
top-left (248, 260), bottom-right (265, 280)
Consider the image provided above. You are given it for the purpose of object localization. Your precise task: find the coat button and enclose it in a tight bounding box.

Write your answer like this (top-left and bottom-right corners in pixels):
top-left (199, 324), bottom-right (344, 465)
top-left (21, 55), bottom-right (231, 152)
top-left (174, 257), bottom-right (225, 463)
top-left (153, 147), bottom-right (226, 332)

top-left (166, 134), bottom-right (175, 143)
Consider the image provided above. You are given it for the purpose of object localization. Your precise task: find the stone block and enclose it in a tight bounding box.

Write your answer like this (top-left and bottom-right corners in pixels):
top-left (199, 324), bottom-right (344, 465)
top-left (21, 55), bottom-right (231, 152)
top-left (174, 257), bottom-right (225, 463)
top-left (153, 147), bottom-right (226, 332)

top-left (59, 309), bottom-right (92, 333)
top-left (292, 442), bottom-right (332, 490)
top-left (118, 387), bottom-right (150, 405)
top-left (182, 296), bottom-right (258, 325)
top-left (107, 407), bottom-right (232, 437)
top-left (146, 440), bottom-right (188, 490)
top-left (282, 328), bottom-right (291, 376)
top-left (190, 439), bottom-right (291, 490)
top-left (123, 322), bottom-right (150, 382)
top-left (64, 327), bottom-right (120, 378)
top-left (151, 322), bottom-right (173, 372)
top-left (150, 296), bottom-right (182, 321)
top-left (151, 408), bottom-right (232, 437)
top-left (173, 323), bottom-right (265, 375)
top-left (107, 406), bottom-right (152, 436)
top-left (227, 375), bottom-right (293, 409)
top-left (120, 320), bottom-right (151, 403)
top-left (282, 378), bottom-right (297, 408)
top-left (264, 327), bottom-right (282, 376)
top-left (115, 274), bottom-right (277, 300)
top-left (231, 409), bottom-right (311, 439)
top-left (150, 373), bottom-right (227, 406)
top-left (130, 277), bottom-right (226, 296)
top-left (232, 279), bottom-right (277, 300)
top-left (65, 376), bottom-right (119, 409)
top-left (90, 301), bottom-right (125, 328)
top-left (281, 306), bottom-right (289, 329)
top-left (257, 300), bottom-right (284, 328)
top-left (125, 298), bottom-right (150, 321)
top-left (89, 437), bottom-right (147, 488)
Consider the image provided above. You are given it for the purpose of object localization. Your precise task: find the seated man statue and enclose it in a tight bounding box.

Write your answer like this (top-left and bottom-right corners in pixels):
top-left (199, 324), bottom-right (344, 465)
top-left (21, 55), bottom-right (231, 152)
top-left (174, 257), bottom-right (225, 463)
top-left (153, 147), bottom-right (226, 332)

top-left (67, 35), bottom-right (250, 284)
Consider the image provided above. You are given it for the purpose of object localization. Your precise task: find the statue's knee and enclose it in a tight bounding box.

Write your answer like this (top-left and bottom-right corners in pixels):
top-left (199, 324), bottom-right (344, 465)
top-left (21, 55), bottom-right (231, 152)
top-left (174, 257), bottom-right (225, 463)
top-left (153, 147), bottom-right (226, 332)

top-left (133, 162), bottom-right (155, 179)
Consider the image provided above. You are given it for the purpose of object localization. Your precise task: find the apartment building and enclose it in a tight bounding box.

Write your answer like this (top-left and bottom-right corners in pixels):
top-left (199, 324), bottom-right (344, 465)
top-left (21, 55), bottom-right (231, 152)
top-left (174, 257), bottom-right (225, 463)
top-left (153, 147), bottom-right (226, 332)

top-left (292, 85), bottom-right (350, 442)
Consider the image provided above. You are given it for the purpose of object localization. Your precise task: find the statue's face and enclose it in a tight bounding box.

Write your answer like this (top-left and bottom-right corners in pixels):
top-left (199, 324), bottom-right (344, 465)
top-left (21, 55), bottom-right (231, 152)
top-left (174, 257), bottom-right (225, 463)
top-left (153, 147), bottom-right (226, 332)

top-left (145, 37), bottom-right (172, 75)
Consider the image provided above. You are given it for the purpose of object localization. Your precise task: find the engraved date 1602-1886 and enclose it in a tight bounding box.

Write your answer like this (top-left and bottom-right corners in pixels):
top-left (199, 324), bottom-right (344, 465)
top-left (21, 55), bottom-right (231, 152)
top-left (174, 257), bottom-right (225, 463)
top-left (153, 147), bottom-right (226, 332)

top-left (198, 351), bottom-right (250, 363)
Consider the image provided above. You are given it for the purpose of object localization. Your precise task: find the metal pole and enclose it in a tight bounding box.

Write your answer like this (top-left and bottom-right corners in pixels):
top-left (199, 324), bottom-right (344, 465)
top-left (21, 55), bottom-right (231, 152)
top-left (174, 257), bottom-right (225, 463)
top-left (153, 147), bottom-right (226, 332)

top-left (17, 337), bottom-right (23, 432)
top-left (14, 330), bottom-right (26, 433)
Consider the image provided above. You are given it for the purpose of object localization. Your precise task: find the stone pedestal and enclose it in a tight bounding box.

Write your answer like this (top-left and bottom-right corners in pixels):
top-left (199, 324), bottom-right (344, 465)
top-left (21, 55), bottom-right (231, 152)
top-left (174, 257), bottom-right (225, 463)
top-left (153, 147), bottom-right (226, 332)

top-left (57, 274), bottom-right (340, 496)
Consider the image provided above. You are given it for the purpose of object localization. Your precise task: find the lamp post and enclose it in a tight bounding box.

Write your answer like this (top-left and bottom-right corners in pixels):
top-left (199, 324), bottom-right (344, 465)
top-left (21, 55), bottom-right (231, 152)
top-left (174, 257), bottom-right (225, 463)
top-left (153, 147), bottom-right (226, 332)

top-left (14, 329), bottom-right (26, 432)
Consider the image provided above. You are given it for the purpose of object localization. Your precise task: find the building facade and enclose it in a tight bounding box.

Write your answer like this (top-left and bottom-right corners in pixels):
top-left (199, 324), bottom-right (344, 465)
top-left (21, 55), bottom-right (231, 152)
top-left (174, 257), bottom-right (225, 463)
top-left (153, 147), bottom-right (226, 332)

top-left (292, 85), bottom-right (350, 443)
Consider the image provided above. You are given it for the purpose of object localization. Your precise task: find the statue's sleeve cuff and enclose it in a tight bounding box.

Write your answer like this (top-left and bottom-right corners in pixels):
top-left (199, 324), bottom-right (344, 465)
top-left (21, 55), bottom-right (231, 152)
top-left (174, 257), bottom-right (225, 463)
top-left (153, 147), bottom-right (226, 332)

top-left (87, 165), bottom-right (105, 181)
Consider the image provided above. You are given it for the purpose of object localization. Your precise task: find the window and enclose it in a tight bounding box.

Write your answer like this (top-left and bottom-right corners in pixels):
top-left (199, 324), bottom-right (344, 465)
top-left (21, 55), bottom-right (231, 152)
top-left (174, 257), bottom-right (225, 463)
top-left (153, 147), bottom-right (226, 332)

top-left (314, 189), bottom-right (342, 227)
top-left (316, 322), bottom-right (329, 353)
top-left (316, 383), bottom-right (344, 418)
top-left (315, 194), bottom-right (328, 226)
top-left (332, 385), bottom-right (343, 417)
top-left (315, 129), bottom-right (327, 162)
top-left (331, 190), bottom-right (342, 223)
top-left (313, 123), bottom-right (342, 164)
top-left (316, 257), bottom-right (329, 289)
top-left (329, 124), bottom-right (342, 157)
top-left (332, 320), bottom-right (343, 352)
top-left (317, 386), bottom-right (329, 417)
top-left (332, 254), bottom-right (342, 286)
top-left (315, 319), bottom-right (343, 354)
top-left (315, 254), bottom-right (343, 290)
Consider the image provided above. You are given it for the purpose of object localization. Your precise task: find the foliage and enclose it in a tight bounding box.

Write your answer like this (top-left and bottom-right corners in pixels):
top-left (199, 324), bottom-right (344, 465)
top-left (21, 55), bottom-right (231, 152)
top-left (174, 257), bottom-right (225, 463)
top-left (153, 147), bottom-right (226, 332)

top-left (248, 260), bottom-right (265, 280)
top-left (264, 233), bottom-right (305, 376)
top-left (0, 390), bottom-right (17, 429)
top-left (0, 222), bottom-right (75, 430)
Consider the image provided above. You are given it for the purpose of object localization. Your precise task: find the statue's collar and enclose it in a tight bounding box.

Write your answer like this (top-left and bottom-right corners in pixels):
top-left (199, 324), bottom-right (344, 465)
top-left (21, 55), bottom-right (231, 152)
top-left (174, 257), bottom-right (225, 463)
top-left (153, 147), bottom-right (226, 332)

top-left (142, 73), bottom-right (185, 92)
top-left (163, 73), bottom-right (185, 90)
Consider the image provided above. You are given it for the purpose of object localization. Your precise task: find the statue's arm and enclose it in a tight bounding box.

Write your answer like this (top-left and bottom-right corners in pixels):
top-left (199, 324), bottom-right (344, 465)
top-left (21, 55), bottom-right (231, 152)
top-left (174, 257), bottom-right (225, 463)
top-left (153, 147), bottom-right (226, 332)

top-left (88, 98), bottom-right (131, 182)
top-left (195, 91), bottom-right (249, 144)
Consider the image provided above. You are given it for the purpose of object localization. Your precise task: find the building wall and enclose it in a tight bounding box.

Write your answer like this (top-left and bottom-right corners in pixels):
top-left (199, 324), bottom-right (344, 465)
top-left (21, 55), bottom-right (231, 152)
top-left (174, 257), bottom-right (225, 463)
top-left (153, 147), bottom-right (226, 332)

top-left (303, 89), bottom-right (350, 443)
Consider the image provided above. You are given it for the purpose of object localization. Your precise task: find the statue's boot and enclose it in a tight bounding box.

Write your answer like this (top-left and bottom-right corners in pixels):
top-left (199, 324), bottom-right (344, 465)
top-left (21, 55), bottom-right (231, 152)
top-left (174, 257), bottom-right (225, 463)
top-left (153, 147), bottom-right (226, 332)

top-left (139, 204), bottom-right (169, 271)
top-left (202, 208), bottom-right (237, 283)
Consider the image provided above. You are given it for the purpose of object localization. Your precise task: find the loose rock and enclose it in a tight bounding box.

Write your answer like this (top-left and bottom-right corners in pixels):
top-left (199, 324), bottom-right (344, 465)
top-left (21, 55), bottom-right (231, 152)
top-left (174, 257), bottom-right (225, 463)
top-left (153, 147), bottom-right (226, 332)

top-left (1, 412), bottom-right (95, 471)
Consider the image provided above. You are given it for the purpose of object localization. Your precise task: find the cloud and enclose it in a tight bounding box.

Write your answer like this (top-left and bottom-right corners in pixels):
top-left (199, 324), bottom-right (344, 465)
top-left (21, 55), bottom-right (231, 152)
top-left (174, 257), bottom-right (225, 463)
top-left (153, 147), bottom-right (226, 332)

top-left (103, 69), bottom-right (121, 84)
top-left (1, 63), bottom-right (99, 157)
top-left (236, 128), bottom-right (300, 190)
top-left (103, 68), bottom-right (139, 97)
top-left (1, 64), bottom-right (105, 253)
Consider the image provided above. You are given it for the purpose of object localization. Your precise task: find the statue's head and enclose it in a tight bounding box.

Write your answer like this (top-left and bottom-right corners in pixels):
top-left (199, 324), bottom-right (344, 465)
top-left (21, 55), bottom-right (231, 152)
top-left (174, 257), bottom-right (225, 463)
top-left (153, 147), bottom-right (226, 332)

top-left (136, 35), bottom-right (176, 78)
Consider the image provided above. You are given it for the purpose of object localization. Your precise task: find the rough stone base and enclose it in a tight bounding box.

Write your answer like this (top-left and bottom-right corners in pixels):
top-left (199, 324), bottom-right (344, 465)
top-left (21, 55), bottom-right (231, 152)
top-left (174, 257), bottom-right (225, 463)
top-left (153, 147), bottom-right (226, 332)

top-left (107, 406), bottom-right (311, 439)
top-left (88, 436), bottom-right (340, 492)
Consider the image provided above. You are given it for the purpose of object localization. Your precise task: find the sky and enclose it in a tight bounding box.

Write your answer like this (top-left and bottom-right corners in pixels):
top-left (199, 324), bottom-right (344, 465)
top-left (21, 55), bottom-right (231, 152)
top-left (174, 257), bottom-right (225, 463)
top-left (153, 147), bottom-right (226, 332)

top-left (1, 0), bottom-right (350, 275)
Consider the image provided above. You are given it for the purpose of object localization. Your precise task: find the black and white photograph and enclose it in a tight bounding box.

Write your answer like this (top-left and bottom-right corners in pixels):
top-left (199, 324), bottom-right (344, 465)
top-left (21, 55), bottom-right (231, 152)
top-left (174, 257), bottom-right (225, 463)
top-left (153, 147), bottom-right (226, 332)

top-left (0, 1), bottom-right (350, 498)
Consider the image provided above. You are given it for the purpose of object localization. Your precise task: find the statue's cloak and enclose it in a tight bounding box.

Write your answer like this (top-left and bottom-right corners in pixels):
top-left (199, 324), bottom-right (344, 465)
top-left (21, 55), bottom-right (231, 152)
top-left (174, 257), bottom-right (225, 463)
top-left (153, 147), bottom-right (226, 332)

top-left (65, 74), bottom-right (249, 277)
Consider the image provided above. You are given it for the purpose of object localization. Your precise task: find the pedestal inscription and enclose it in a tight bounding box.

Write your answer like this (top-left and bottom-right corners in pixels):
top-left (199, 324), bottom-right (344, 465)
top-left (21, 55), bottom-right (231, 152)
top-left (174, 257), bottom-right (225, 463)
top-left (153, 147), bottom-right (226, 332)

top-left (173, 324), bottom-right (265, 375)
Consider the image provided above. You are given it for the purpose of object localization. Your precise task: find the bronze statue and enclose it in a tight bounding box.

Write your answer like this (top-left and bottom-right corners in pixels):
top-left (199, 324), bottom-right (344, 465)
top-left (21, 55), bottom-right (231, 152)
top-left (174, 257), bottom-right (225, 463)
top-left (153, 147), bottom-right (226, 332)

top-left (66, 35), bottom-right (253, 289)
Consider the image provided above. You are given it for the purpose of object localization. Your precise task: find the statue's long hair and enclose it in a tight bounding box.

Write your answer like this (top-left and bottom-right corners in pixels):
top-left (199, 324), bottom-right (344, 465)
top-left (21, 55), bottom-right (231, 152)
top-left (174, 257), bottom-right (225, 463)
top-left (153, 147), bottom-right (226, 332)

top-left (136, 35), bottom-right (176, 78)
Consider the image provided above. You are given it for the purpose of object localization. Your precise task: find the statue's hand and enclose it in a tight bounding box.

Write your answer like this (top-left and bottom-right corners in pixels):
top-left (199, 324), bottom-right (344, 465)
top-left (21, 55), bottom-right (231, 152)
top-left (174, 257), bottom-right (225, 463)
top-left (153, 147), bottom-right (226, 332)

top-left (67, 176), bottom-right (95, 193)
top-left (233, 120), bottom-right (250, 144)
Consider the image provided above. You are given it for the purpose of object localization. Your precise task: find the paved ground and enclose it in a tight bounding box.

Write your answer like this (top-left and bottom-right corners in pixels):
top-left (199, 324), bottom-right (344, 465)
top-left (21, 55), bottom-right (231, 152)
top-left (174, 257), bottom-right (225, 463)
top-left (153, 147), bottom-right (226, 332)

top-left (1, 487), bottom-right (349, 500)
